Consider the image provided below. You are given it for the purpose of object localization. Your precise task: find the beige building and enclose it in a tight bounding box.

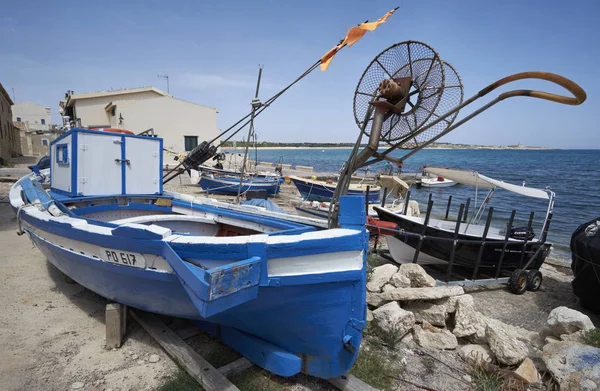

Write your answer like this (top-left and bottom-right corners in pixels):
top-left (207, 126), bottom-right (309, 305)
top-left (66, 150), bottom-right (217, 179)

top-left (12, 101), bottom-right (52, 131)
top-left (60, 87), bottom-right (220, 166)
top-left (0, 82), bottom-right (20, 163)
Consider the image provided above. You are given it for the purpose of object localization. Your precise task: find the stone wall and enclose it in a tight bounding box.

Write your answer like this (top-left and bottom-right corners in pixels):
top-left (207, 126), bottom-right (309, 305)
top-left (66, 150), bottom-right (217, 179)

top-left (0, 86), bottom-right (21, 164)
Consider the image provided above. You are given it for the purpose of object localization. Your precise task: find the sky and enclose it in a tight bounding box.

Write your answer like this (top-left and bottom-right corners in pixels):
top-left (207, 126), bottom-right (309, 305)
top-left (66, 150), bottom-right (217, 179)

top-left (1, 0), bottom-right (599, 149)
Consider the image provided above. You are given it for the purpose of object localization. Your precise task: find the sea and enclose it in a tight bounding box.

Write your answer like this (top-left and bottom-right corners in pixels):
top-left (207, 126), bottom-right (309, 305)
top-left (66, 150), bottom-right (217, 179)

top-left (225, 148), bottom-right (600, 265)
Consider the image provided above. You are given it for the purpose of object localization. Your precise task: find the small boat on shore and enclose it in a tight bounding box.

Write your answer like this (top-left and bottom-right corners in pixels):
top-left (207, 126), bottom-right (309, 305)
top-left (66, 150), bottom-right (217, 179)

top-left (374, 167), bottom-right (555, 291)
top-left (199, 174), bottom-right (281, 196)
top-left (198, 164), bottom-right (282, 181)
top-left (290, 175), bottom-right (380, 203)
top-left (11, 128), bottom-right (368, 379)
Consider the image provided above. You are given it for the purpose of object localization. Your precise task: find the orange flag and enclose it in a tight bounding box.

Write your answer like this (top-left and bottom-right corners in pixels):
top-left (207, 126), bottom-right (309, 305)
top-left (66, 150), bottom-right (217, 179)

top-left (320, 7), bottom-right (398, 71)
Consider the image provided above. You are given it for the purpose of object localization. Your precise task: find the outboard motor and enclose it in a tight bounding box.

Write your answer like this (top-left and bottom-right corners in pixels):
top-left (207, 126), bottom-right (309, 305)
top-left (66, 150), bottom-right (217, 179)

top-left (509, 226), bottom-right (535, 240)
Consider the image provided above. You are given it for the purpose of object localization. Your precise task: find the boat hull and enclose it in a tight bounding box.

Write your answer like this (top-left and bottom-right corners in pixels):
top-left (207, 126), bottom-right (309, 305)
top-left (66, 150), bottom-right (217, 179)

top-left (199, 176), bottom-right (280, 195)
top-left (291, 177), bottom-right (380, 203)
top-left (376, 208), bottom-right (551, 273)
top-left (12, 181), bottom-right (368, 379)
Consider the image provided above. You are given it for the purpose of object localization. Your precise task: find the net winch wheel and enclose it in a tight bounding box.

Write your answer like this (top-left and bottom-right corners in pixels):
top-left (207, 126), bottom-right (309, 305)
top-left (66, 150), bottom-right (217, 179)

top-left (353, 41), bottom-right (464, 147)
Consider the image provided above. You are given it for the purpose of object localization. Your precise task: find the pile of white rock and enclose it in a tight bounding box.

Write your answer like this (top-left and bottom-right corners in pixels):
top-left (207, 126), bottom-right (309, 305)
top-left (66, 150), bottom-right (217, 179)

top-left (366, 263), bottom-right (598, 388)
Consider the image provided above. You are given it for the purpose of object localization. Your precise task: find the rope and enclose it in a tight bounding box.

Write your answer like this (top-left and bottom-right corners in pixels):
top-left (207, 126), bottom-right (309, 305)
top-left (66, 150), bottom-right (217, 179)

top-left (16, 203), bottom-right (27, 235)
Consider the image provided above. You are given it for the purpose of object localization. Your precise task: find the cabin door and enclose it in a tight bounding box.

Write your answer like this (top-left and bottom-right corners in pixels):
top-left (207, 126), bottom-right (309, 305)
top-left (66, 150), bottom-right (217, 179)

top-left (124, 137), bottom-right (161, 194)
top-left (77, 132), bottom-right (122, 195)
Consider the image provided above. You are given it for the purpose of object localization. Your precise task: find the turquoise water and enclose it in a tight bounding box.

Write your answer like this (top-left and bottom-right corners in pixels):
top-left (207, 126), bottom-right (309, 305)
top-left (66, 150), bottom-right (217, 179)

top-left (225, 148), bottom-right (600, 263)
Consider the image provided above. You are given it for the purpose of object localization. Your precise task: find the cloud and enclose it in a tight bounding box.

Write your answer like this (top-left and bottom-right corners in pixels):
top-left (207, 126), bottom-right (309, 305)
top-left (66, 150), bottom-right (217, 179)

top-left (178, 73), bottom-right (255, 89)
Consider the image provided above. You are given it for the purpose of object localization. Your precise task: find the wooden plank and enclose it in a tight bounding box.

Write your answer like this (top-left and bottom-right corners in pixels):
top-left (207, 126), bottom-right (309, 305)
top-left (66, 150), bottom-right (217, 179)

top-left (131, 310), bottom-right (240, 391)
top-left (218, 357), bottom-right (254, 378)
top-left (328, 374), bottom-right (379, 391)
top-left (105, 303), bottom-right (126, 348)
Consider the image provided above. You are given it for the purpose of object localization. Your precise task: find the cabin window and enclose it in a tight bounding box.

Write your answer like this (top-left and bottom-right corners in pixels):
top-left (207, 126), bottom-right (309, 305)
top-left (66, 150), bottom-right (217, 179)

top-left (184, 136), bottom-right (198, 151)
top-left (16, 117), bottom-right (21, 122)
top-left (56, 143), bottom-right (69, 164)
top-left (41, 119), bottom-right (46, 125)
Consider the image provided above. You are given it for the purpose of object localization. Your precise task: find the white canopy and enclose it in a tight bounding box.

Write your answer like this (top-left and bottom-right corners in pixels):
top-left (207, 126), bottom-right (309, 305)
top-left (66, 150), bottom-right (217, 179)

top-left (423, 167), bottom-right (549, 200)
top-left (379, 175), bottom-right (410, 199)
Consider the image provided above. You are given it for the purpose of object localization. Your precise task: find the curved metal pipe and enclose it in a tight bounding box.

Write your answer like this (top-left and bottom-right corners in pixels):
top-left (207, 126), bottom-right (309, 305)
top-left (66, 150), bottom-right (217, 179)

top-left (479, 71), bottom-right (587, 105)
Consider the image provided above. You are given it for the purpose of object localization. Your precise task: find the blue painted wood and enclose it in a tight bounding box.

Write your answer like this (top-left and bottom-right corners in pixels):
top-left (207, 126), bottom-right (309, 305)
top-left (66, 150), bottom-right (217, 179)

top-left (207, 256), bottom-right (262, 300)
top-left (162, 243), bottom-right (261, 317)
top-left (220, 326), bottom-right (302, 377)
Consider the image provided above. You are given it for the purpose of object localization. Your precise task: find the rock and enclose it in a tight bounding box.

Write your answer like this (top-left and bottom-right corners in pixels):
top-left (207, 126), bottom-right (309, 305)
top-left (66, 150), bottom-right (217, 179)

top-left (137, 360), bottom-right (145, 365)
top-left (543, 341), bottom-right (600, 390)
top-left (514, 357), bottom-right (540, 384)
top-left (390, 271), bottom-right (411, 288)
top-left (458, 344), bottom-right (494, 364)
top-left (399, 331), bottom-right (416, 348)
top-left (433, 295), bottom-right (461, 314)
top-left (392, 263), bottom-right (436, 288)
top-left (413, 321), bottom-right (457, 350)
top-left (367, 264), bottom-right (398, 293)
top-left (561, 330), bottom-right (587, 343)
top-left (382, 283), bottom-right (396, 293)
top-left (131, 354), bottom-right (139, 360)
top-left (149, 354), bottom-right (160, 363)
top-left (462, 374), bottom-right (472, 383)
top-left (380, 286), bottom-right (464, 301)
top-left (403, 301), bottom-right (447, 327)
top-left (545, 306), bottom-right (594, 338)
top-left (71, 382), bottom-right (85, 390)
top-left (366, 292), bottom-right (388, 307)
top-left (545, 336), bottom-right (561, 345)
top-left (372, 302), bottom-right (415, 341)
top-left (366, 309), bottom-right (374, 322)
top-left (486, 321), bottom-right (528, 366)
top-left (452, 295), bottom-right (485, 339)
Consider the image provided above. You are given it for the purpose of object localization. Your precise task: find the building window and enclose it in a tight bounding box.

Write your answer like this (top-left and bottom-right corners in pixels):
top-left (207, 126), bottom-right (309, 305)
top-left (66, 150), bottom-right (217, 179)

top-left (16, 117), bottom-right (21, 122)
top-left (42, 139), bottom-right (49, 146)
top-left (56, 144), bottom-right (69, 164)
top-left (41, 119), bottom-right (46, 125)
top-left (184, 136), bottom-right (198, 152)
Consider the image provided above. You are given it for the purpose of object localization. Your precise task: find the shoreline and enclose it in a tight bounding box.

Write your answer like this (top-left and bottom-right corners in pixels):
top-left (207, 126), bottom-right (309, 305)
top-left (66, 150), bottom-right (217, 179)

top-left (221, 146), bottom-right (555, 151)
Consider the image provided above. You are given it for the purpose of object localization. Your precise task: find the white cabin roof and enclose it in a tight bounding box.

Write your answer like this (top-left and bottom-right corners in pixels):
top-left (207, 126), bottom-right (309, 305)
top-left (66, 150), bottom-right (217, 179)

top-left (423, 166), bottom-right (550, 199)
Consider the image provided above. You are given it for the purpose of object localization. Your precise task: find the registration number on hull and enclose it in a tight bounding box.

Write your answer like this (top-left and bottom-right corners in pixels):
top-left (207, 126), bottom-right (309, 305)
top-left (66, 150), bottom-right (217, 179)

top-left (100, 249), bottom-right (146, 269)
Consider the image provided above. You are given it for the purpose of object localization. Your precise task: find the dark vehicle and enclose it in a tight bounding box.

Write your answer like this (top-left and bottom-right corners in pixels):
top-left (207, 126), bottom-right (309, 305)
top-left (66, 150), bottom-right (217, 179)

top-left (28, 155), bottom-right (50, 171)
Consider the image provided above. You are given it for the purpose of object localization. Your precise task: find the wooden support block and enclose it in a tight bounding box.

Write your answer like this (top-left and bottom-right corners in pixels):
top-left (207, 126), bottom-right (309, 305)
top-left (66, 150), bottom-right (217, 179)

top-left (218, 357), bottom-right (254, 378)
top-left (131, 310), bottom-right (240, 391)
top-left (105, 303), bottom-right (127, 349)
top-left (328, 374), bottom-right (379, 391)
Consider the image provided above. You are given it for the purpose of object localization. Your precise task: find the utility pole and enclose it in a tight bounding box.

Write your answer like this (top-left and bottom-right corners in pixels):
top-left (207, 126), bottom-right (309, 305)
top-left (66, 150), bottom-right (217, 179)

top-left (157, 74), bottom-right (170, 94)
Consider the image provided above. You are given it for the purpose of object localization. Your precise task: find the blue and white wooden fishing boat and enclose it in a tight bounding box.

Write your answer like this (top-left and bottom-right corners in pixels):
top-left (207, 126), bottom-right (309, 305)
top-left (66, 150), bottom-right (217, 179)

top-left (199, 174), bottom-right (281, 195)
top-left (199, 165), bottom-right (282, 182)
top-left (290, 175), bottom-right (380, 203)
top-left (10, 128), bottom-right (368, 379)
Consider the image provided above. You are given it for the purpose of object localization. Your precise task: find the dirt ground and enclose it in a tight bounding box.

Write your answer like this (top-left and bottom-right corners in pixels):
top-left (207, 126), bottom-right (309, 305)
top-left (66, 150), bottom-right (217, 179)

top-left (0, 181), bottom-right (178, 391)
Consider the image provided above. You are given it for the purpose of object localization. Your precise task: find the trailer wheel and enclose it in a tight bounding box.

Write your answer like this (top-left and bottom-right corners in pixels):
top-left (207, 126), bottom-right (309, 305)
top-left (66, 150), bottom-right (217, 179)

top-left (526, 270), bottom-right (543, 291)
top-left (508, 269), bottom-right (528, 295)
